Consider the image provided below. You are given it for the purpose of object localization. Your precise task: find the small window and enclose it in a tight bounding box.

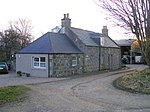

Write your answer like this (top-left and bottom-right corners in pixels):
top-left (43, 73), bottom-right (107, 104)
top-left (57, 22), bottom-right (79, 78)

top-left (33, 57), bottom-right (46, 69)
top-left (72, 56), bottom-right (77, 67)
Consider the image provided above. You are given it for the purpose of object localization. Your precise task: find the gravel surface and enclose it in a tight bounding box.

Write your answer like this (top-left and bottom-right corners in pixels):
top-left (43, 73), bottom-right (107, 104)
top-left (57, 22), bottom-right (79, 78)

top-left (0, 65), bottom-right (150, 112)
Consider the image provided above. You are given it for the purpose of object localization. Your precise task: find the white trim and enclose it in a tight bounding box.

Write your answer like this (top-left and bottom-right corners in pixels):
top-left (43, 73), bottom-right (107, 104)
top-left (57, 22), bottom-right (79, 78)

top-left (72, 56), bottom-right (77, 67)
top-left (101, 37), bottom-right (104, 46)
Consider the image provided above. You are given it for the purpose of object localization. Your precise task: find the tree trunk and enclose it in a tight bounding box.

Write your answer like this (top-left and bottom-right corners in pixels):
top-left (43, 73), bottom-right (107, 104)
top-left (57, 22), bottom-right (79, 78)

top-left (146, 41), bottom-right (150, 68)
top-left (141, 40), bottom-right (150, 68)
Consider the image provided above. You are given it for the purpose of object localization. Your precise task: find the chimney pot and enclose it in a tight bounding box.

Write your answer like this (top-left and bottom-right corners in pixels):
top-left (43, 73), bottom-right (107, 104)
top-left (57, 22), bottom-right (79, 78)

top-left (64, 14), bottom-right (66, 19)
top-left (67, 13), bottom-right (69, 18)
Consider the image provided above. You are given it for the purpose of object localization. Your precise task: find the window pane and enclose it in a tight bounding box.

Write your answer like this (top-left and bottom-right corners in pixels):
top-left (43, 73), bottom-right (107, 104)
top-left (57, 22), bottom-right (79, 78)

top-left (34, 62), bottom-right (39, 67)
top-left (40, 63), bottom-right (46, 67)
top-left (34, 58), bottom-right (39, 62)
top-left (40, 57), bottom-right (45, 62)
top-left (72, 60), bottom-right (76, 65)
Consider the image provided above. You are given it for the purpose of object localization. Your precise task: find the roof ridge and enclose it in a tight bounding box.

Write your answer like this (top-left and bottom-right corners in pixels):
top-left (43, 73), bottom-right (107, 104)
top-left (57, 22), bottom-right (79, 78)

top-left (71, 27), bottom-right (100, 34)
top-left (48, 32), bottom-right (54, 53)
top-left (63, 33), bottom-right (83, 53)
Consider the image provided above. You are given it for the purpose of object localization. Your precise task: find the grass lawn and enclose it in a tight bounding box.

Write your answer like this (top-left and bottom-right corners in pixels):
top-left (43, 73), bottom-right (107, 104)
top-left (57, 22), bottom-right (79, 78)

top-left (114, 68), bottom-right (150, 94)
top-left (0, 86), bottom-right (29, 105)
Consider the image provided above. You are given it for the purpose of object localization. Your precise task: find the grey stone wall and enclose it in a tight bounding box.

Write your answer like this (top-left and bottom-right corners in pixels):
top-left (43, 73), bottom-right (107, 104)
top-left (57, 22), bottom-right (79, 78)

top-left (51, 54), bottom-right (83, 77)
top-left (83, 46), bottom-right (121, 73)
top-left (84, 46), bottom-right (99, 72)
top-left (100, 48), bottom-right (109, 70)
top-left (101, 47), bottom-right (121, 70)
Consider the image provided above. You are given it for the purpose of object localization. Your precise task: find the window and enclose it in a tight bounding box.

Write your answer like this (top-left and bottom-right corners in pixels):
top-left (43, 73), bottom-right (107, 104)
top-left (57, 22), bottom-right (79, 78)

top-left (33, 57), bottom-right (46, 69)
top-left (72, 56), bottom-right (77, 67)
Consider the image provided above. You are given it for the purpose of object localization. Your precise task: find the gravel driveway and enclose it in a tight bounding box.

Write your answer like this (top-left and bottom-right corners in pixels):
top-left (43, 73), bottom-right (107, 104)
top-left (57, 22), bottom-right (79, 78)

top-left (0, 67), bottom-right (150, 112)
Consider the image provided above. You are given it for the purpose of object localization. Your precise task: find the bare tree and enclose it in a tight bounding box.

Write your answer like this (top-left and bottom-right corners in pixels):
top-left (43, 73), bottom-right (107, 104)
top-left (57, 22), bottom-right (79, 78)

top-left (98, 0), bottom-right (150, 67)
top-left (0, 18), bottom-right (34, 61)
top-left (9, 18), bottom-right (34, 48)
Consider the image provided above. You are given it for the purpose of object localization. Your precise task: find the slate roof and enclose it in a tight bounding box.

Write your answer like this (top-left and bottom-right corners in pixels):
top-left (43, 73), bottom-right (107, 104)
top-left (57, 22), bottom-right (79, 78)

top-left (70, 27), bottom-right (100, 46)
top-left (115, 39), bottom-right (134, 47)
top-left (70, 27), bottom-right (119, 48)
top-left (18, 32), bottom-right (82, 54)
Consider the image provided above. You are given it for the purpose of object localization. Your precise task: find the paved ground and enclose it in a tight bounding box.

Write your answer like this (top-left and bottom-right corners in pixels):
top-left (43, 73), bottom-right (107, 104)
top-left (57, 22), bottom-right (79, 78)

top-left (0, 64), bottom-right (149, 112)
top-left (0, 72), bottom-right (66, 87)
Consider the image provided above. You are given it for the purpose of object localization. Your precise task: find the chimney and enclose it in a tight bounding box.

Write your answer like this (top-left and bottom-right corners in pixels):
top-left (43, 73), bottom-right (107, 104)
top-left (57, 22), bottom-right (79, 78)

top-left (61, 13), bottom-right (71, 28)
top-left (102, 26), bottom-right (108, 36)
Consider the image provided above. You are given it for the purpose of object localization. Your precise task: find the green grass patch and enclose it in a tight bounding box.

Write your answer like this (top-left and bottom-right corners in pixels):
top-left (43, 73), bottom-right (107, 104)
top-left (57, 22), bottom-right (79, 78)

top-left (0, 86), bottom-right (29, 105)
top-left (114, 69), bottom-right (150, 94)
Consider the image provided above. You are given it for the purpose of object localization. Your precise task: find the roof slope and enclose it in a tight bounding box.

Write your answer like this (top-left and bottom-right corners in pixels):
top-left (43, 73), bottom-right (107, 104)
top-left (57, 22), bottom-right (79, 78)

top-left (115, 39), bottom-right (134, 46)
top-left (70, 27), bottom-right (119, 48)
top-left (18, 32), bottom-right (82, 54)
top-left (70, 27), bottom-right (99, 46)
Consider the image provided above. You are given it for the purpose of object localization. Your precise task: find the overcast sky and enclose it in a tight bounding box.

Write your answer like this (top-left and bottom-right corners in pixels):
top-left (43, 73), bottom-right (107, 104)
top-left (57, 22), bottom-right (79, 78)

top-left (0, 0), bottom-right (129, 40)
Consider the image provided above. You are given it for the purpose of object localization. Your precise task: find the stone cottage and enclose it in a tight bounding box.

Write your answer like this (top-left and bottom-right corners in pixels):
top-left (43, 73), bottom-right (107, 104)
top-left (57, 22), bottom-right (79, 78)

top-left (16, 14), bottom-right (121, 77)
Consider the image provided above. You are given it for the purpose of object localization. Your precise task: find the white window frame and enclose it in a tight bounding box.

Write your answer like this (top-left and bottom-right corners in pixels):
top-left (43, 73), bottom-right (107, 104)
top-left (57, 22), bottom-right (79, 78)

top-left (32, 57), bottom-right (46, 69)
top-left (72, 56), bottom-right (77, 67)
